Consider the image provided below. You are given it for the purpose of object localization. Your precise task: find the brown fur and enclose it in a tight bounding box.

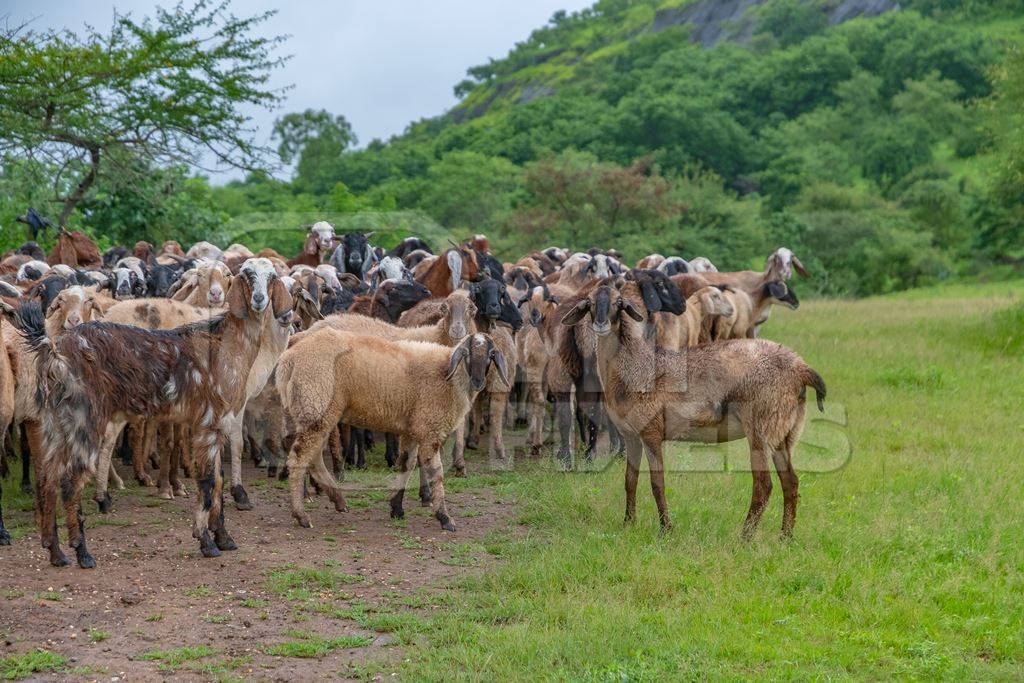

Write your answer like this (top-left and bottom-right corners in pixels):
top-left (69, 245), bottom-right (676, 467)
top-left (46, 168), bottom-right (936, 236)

top-left (25, 272), bottom-right (293, 567)
top-left (47, 230), bottom-right (102, 269)
top-left (561, 281), bottom-right (824, 537)
top-left (415, 246), bottom-right (479, 298)
top-left (276, 332), bottom-right (507, 531)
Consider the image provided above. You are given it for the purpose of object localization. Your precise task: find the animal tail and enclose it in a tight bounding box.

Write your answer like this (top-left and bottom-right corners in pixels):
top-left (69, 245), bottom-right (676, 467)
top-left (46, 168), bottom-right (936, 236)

top-left (802, 366), bottom-right (827, 412)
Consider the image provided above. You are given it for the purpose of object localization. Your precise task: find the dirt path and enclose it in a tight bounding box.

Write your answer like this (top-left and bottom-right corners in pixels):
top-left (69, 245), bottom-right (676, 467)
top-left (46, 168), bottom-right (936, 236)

top-left (0, 459), bottom-right (515, 681)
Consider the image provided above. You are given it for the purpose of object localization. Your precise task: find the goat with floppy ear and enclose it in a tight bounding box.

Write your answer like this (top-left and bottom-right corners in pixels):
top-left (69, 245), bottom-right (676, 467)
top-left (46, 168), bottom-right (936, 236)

top-left (559, 278), bottom-right (824, 538)
top-left (330, 232), bottom-right (377, 278)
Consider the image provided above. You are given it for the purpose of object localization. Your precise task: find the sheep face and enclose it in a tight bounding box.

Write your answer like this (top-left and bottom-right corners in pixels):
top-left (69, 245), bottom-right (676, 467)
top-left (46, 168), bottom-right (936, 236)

top-left (380, 279), bottom-right (431, 320)
top-left (446, 333), bottom-right (509, 391)
top-left (561, 283), bottom-right (644, 337)
top-left (517, 284), bottom-right (560, 330)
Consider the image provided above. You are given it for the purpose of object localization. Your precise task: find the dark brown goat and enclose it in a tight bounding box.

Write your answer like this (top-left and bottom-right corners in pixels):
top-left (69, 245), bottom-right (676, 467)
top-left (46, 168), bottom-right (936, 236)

top-left (19, 267), bottom-right (292, 567)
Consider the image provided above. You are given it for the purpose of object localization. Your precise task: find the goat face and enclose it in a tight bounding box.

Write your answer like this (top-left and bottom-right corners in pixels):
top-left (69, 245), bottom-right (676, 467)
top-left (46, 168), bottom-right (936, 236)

top-left (699, 286), bottom-right (735, 317)
top-left (308, 221), bottom-right (337, 255)
top-left (439, 293), bottom-right (476, 341)
top-left (112, 267), bottom-right (145, 300)
top-left (561, 283), bottom-right (644, 337)
top-left (16, 241), bottom-right (46, 260)
top-left (237, 258), bottom-right (281, 314)
top-left (766, 281), bottom-right (800, 310)
top-left (331, 232), bottom-right (375, 277)
top-left (657, 257), bottom-right (690, 276)
top-left (28, 276), bottom-right (73, 311)
top-left (382, 279), bottom-right (431, 319)
top-left (147, 264), bottom-right (180, 298)
top-left (766, 247), bottom-right (809, 281)
top-left (446, 333), bottom-right (509, 391)
top-left (628, 269), bottom-right (686, 315)
top-left (47, 285), bottom-right (101, 331)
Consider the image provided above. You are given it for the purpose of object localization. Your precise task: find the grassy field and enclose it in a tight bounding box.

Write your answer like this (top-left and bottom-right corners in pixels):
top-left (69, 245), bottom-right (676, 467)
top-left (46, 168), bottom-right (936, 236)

top-left (400, 280), bottom-right (1024, 680)
top-left (2, 281), bottom-right (1021, 680)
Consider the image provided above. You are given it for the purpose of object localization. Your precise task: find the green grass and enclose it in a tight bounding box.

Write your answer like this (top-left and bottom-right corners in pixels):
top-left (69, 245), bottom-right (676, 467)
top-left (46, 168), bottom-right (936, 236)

top-left (137, 646), bottom-right (217, 673)
top-left (263, 633), bottom-right (373, 658)
top-left (265, 564), bottom-right (364, 600)
top-left (87, 629), bottom-right (110, 643)
top-left (0, 651), bottom-right (66, 680)
top-left (393, 281), bottom-right (1024, 679)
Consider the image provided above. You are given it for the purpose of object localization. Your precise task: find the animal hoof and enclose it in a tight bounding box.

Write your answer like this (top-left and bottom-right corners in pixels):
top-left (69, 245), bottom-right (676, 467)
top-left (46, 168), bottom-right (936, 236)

top-left (266, 466), bottom-right (278, 478)
top-left (50, 549), bottom-right (71, 567)
top-left (173, 485), bottom-right (189, 497)
top-left (136, 474), bottom-right (155, 487)
top-left (214, 532), bottom-right (237, 551)
top-left (77, 552), bottom-right (96, 569)
top-left (389, 505), bottom-right (405, 520)
top-left (20, 482), bottom-right (32, 495)
top-left (436, 514), bottom-right (456, 532)
top-left (453, 467), bottom-right (467, 478)
top-left (659, 522), bottom-right (673, 535)
top-left (296, 518), bottom-right (312, 529)
top-left (96, 493), bottom-right (113, 514)
top-left (158, 487), bottom-right (174, 500)
top-left (231, 485), bottom-right (253, 511)
top-left (277, 467), bottom-right (289, 481)
top-left (198, 532), bottom-right (221, 558)
top-left (0, 531), bottom-right (11, 546)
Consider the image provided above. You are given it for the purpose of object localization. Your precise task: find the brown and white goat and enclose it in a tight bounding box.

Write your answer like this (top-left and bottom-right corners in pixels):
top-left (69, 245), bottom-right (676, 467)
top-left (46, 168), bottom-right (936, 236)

top-left (560, 280), bottom-right (825, 537)
top-left (287, 221), bottom-right (337, 268)
top-left (18, 259), bottom-right (292, 567)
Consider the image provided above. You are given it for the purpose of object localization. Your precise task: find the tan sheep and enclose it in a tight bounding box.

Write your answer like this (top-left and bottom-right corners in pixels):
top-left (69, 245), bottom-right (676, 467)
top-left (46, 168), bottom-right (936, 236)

top-left (276, 331), bottom-right (508, 531)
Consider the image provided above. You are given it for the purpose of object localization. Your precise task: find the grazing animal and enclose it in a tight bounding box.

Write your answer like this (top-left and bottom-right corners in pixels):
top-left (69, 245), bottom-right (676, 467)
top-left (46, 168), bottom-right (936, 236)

top-left (560, 279), bottom-right (824, 537)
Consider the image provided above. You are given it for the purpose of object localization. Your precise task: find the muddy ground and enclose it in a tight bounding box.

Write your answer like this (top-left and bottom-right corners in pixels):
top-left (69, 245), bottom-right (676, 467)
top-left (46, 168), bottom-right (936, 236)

top-left (0, 453), bottom-right (517, 681)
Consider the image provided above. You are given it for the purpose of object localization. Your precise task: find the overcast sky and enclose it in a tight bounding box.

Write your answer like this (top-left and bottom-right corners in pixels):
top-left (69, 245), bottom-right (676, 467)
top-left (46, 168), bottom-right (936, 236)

top-left (4, 0), bottom-right (592, 179)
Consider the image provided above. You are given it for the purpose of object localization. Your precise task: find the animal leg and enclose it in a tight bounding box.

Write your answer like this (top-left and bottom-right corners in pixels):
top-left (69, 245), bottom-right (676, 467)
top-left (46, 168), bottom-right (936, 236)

top-left (450, 423), bottom-right (467, 477)
top-left (742, 439), bottom-right (773, 540)
top-left (420, 443), bottom-right (454, 532)
top-left (554, 392), bottom-right (573, 470)
top-left (62, 468), bottom-right (96, 568)
top-left (225, 413), bottom-right (252, 511)
top-left (191, 428), bottom-right (224, 557)
top-left (623, 434), bottom-right (642, 525)
top-left (384, 433), bottom-right (398, 469)
top-left (771, 438), bottom-right (799, 538)
top-left (36, 457), bottom-right (68, 567)
top-left (286, 427), bottom-right (330, 528)
top-left (0, 479), bottom-right (10, 545)
top-left (92, 421), bottom-right (124, 513)
top-left (388, 444), bottom-right (418, 520)
top-left (130, 419), bottom-right (155, 487)
top-left (643, 437), bottom-right (671, 531)
top-left (17, 424), bottom-right (32, 494)
top-left (488, 391), bottom-right (510, 467)
top-left (309, 451), bottom-right (348, 513)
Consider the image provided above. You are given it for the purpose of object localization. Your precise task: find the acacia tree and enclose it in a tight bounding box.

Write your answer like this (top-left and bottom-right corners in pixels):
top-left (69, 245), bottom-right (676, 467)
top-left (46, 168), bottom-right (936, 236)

top-left (0, 0), bottom-right (288, 226)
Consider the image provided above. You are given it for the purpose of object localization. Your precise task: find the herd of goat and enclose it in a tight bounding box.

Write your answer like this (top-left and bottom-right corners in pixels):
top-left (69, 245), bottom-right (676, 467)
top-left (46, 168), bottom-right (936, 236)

top-left (0, 222), bottom-right (824, 569)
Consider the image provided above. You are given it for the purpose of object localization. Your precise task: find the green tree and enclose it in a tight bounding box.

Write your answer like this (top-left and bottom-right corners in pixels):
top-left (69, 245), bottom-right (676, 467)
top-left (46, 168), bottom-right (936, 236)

top-left (0, 0), bottom-right (286, 227)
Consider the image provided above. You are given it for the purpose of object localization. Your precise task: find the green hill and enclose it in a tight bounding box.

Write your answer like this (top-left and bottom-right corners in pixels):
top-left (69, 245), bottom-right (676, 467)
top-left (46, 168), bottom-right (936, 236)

top-left (228, 0), bottom-right (1024, 295)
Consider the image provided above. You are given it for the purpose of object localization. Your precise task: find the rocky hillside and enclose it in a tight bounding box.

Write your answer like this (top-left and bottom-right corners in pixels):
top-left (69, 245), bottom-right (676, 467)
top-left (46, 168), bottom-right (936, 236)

top-left (453, 0), bottom-right (902, 120)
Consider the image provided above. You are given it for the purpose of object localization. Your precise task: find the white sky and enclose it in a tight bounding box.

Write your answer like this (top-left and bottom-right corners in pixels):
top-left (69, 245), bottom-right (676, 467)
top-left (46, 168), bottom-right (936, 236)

top-left (3, 0), bottom-right (593, 179)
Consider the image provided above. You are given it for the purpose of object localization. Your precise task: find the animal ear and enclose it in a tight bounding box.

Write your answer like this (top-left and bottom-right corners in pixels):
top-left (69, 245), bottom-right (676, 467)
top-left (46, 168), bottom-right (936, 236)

top-left (792, 255), bottom-right (809, 278)
top-left (438, 301), bottom-right (450, 314)
top-left (304, 234), bottom-right (318, 255)
top-left (516, 292), bottom-right (531, 307)
top-left (490, 345), bottom-right (510, 388)
top-left (620, 299), bottom-right (645, 321)
top-left (561, 299), bottom-right (590, 326)
top-left (445, 344), bottom-right (469, 380)
top-left (446, 250), bottom-right (463, 292)
top-left (0, 300), bottom-right (17, 323)
top-left (226, 276), bottom-right (249, 319)
top-left (363, 231), bottom-right (375, 239)
top-left (271, 277), bottom-right (293, 318)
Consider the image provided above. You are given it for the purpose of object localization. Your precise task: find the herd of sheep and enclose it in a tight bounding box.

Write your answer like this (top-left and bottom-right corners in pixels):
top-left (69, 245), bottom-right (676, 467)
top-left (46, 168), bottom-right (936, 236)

top-left (0, 222), bottom-right (824, 568)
